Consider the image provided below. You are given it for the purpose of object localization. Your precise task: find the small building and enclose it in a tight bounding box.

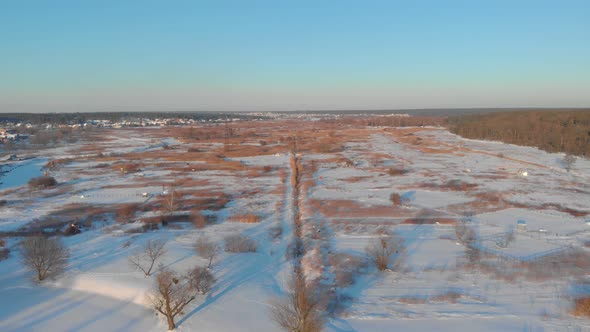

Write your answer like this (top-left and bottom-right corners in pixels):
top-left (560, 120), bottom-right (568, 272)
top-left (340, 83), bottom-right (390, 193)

top-left (517, 219), bottom-right (527, 232)
top-left (0, 128), bottom-right (19, 141)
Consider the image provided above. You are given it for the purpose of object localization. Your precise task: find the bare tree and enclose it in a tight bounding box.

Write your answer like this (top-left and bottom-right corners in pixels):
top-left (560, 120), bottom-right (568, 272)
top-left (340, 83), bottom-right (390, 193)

top-left (270, 272), bottom-right (324, 332)
top-left (129, 239), bottom-right (167, 276)
top-left (162, 183), bottom-right (183, 215)
top-left (194, 237), bottom-right (218, 268)
top-left (496, 226), bottom-right (515, 248)
top-left (147, 268), bottom-right (197, 330)
top-left (365, 235), bottom-right (405, 271)
top-left (455, 219), bottom-right (477, 245)
top-left (465, 246), bottom-right (481, 265)
top-left (21, 236), bottom-right (69, 282)
top-left (188, 266), bottom-right (215, 294)
top-left (564, 154), bottom-right (576, 173)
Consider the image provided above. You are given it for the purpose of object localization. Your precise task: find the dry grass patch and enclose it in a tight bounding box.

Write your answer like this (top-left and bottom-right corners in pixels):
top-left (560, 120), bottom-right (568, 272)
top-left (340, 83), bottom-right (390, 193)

top-left (181, 192), bottom-right (231, 211)
top-left (311, 199), bottom-right (413, 219)
top-left (116, 203), bottom-right (142, 223)
top-left (573, 297), bottom-right (590, 318)
top-left (228, 214), bottom-right (261, 224)
top-left (398, 291), bottom-right (468, 305)
top-left (112, 162), bottom-right (142, 174)
top-left (387, 167), bottom-right (409, 176)
top-left (406, 179), bottom-right (478, 192)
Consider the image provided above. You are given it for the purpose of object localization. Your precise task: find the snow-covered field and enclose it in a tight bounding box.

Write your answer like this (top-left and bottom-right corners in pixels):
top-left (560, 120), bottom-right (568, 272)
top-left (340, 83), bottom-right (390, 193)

top-left (0, 124), bottom-right (589, 331)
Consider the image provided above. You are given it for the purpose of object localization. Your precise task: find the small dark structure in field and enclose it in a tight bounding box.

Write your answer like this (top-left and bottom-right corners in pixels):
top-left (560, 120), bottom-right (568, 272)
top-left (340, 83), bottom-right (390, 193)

top-left (64, 223), bottom-right (81, 236)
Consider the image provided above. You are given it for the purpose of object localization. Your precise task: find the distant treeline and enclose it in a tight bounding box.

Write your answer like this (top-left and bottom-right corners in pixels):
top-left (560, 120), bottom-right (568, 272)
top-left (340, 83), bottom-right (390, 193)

top-left (0, 112), bottom-right (264, 125)
top-left (365, 116), bottom-right (446, 127)
top-left (448, 110), bottom-right (590, 157)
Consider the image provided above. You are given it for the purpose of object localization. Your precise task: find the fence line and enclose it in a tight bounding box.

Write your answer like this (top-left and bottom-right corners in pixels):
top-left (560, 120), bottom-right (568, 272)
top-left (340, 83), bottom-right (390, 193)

top-left (471, 242), bottom-right (570, 263)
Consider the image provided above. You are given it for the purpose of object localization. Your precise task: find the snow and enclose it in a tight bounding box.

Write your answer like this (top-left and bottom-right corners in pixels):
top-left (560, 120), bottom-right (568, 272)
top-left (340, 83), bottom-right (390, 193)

top-left (0, 158), bottom-right (46, 190)
top-left (0, 126), bottom-right (589, 331)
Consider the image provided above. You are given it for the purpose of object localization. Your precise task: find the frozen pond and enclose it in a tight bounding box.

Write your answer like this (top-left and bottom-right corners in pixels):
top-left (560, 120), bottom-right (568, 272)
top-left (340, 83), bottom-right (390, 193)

top-left (0, 158), bottom-right (47, 190)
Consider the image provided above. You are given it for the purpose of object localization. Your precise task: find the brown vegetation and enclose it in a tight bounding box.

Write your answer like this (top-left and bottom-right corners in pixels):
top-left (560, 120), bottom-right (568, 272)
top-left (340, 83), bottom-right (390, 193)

top-left (390, 193), bottom-right (402, 206)
top-left (114, 163), bottom-right (142, 173)
top-left (310, 199), bottom-right (413, 219)
top-left (228, 214), bottom-right (261, 224)
top-left (387, 167), bottom-right (409, 176)
top-left (116, 203), bottom-right (140, 223)
top-left (573, 297), bottom-right (590, 318)
top-left (45, 158), bottom-right (74, 170)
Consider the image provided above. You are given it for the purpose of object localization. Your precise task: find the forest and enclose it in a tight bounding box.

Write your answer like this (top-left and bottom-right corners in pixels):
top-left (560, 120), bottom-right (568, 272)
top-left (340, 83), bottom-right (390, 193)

top-left (447, 110), bottom-right (590, 157)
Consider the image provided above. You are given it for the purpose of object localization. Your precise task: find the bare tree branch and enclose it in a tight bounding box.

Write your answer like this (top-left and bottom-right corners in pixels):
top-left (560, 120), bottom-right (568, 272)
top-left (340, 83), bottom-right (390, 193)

top-left (129, 239), bottom-right (166, 276)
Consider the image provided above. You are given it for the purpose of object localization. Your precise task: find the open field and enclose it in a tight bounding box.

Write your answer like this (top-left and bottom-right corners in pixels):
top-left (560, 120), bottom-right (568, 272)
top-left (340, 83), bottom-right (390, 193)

top-left (1, 117), bottom-right (589, 331)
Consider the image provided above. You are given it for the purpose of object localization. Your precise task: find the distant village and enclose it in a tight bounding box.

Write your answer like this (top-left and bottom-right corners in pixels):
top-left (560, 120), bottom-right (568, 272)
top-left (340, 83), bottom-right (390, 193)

top-left (0, 112), bottom-right (410, 145)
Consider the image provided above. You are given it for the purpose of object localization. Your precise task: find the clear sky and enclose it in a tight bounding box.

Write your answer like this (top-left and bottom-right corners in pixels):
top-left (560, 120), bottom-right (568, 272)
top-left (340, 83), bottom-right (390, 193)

top-left (1, 0), bottom-right (589, 112)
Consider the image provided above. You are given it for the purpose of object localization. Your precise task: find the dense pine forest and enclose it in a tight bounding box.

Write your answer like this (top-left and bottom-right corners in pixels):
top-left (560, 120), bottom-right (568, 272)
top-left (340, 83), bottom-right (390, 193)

top-left (448, 110), bottom-right (590, 157)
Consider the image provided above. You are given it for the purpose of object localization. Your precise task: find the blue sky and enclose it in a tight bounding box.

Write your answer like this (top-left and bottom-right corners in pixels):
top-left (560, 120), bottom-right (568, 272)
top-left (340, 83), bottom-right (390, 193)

top-left (1, 0), bottom-right (589, 112)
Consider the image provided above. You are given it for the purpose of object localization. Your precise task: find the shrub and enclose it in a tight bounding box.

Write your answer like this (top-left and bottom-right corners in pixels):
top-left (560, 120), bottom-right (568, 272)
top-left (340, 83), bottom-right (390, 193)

top-left (0, 199), bottom-right (7, 207)
top-left (28, 176), bottom-right (57, 189)
top-left (330, 253), bottom-right (365, 289)
top-left (286, 238), bottom-right (304, 261)
top-left (142, 223), bottom-right (159, 232)
top-left (366, 235), bottom-right (405, 271)
top-left (188, 266), bottom-right (215, 294)
top-left (0, 248), bottom-right (9, 261)
top-left (268, 224), bottom-right (283, 240)
top-left (0, 239), bottom-right (8, 261)
top-left (564, 154), bottom-right (576, 172)
top-left (224, 234), bottom-right (257, 253)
